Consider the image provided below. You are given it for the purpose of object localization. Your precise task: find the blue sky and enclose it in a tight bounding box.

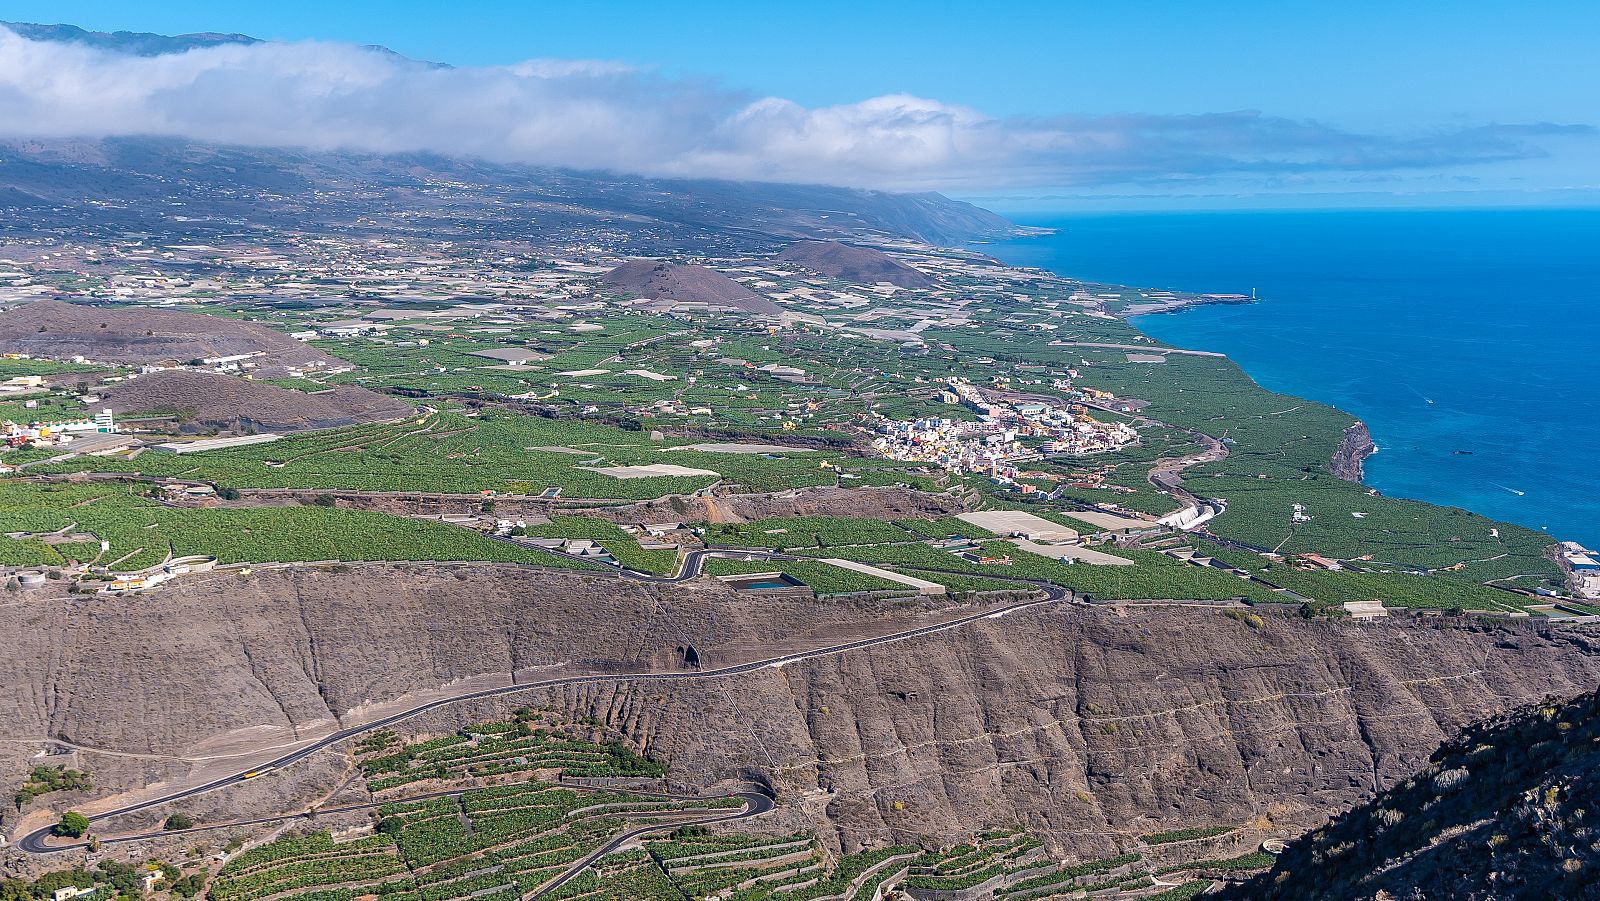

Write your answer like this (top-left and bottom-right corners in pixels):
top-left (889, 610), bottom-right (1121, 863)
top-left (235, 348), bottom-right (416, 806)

top-left (3, 0), bottom-right (1597, 208)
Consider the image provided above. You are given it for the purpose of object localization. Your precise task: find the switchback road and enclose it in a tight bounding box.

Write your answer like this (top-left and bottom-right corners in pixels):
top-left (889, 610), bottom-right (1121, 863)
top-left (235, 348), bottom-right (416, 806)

top-left (17, 554), bottom-right (1063, 854)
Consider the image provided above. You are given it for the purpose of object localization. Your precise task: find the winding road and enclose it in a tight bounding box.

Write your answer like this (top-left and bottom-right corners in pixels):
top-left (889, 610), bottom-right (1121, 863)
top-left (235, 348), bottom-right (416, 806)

top-left (16, 546), bottom-right (1065, 855)
top-left (525, 791), bottom-right (776, 900)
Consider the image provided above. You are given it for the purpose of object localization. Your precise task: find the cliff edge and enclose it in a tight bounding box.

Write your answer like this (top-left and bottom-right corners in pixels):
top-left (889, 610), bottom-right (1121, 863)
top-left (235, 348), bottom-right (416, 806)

top-left (1331, 421), bottom-right (1376, 481)
top-left (1223, 686), bottom-right (1600, 901)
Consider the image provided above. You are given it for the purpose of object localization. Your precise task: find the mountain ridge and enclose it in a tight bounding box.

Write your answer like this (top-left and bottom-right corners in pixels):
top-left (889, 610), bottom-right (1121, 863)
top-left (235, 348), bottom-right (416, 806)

top-left (0, 136), bottom-right (1018, 247)
top-left (1224, 685), bottom-right (1600, 900)
top-left (0, 21), bottom-right (261, 56)
top-left (0, 23), bottom-right (1017, 247)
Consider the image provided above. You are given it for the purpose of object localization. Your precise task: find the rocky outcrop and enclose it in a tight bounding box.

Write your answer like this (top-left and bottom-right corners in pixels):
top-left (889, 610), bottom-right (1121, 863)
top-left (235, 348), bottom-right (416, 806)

top-left (1223, 686), bottom-right (1600, 901)
top-left (1330, 421), bottom-right (1376, 481)
top-left (6, 567), bottom-right (1600, 861)
top-left (100, 369), bottom-right (417, 433)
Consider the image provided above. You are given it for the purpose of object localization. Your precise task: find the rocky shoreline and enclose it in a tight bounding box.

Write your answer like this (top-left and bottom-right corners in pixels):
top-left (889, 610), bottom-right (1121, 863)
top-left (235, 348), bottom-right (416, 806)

top-left (1116, 291), bottom-right (1254, 318)
top-left (1330, 420), bottom-right (1377, 481)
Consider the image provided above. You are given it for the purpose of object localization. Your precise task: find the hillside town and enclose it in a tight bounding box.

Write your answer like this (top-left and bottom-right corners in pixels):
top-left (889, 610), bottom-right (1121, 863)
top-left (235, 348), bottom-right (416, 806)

top-left (871, 377), bottom-right (1138, 476)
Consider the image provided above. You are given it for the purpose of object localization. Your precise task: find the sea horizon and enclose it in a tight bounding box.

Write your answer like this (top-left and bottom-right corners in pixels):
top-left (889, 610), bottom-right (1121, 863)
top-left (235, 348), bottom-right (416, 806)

top-left (976, 206), bottom-right (1600, 549)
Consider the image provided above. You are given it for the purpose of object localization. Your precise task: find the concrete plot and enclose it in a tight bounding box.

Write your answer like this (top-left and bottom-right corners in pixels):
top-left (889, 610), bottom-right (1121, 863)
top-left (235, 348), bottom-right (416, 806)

top-left (624, 369), bottom-right (678, 382)
top-left (1055, 509), bottom-right (1155, 532)
top-left (957, 510), bottom-right (1078, 542)
top-left (469, 348), bottom-right (551, 364)
top-left (1009, 539), bottom-right (1134, 566)
top-left (818, 558), bottom-right (946, 595)
top-left (581, 463), bottom-right (719, 479)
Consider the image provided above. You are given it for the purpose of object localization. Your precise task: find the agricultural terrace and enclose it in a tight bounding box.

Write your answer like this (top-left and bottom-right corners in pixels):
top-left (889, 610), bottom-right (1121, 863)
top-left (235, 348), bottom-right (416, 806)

top-left (206, 786), bottom-right (733, 901)
top-left (35, 411), bottom-right (888, 499)
top-left (285, 812), bottom-right (1272, 901)
top-left (512, 516), bottom-right (678, 575)
top-left (701, 557), bottom-right (908, 596)
top-left (292, 303), bottom-right (1127, 445)
top-left (8, 258), bottom-right (1568, 612)
top-left (200, 717), bottom-right (772, 901)
top-left (1203, 546), bottom-right (1539, 613)
top-left (700, 515), bottom-right (1276, 603)
top-left (359, 711), bottom-right (665, 792)
top-left (695, 507), bottom-right (1554, 610)
top-left (705, 516), bottom-right (928, 550)
top-left (0, 481), bottom-right (580, 571)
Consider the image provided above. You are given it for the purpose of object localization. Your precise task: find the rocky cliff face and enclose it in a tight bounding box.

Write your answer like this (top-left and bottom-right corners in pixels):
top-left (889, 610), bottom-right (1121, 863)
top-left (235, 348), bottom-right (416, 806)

top-left (5, 567), bottom-right (1600, 862)
top-left (1222, 687), bottom-right (1600, 901)
top-left (1330, 421), bottom-right (1376, 482)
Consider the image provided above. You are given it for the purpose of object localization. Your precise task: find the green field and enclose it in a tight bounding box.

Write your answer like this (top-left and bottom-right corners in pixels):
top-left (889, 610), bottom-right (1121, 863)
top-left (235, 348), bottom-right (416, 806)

top-left (0, 481), bottom-right (581, 571)
top-left (34, 411), bottom-right (859, 499)
top-left (702, 556), bottom-right (906, 595)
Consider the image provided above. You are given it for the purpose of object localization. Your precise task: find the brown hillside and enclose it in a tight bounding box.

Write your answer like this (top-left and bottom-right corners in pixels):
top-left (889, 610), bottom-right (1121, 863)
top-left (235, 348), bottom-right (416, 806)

top-left (0, 299), bottom-right (343, 369)
top-left (5, 573), bottom-right (1599, 859)
top-left (1223, 686), bottom-right (1600, 901)
top-left (101, 369), bottom-right (416, 433)
top-left (601, 260), bottom-right (785, 317)
top-left (777, 240), bottom-right (935, 288)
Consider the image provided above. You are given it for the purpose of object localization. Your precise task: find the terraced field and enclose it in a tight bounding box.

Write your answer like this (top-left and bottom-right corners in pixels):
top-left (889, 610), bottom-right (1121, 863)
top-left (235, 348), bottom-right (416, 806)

top-left (360, 714), bottom-right (665, 793)
top-left (513, 516), bottom-right (679, 575)
top-left (197, 711), bottom-right (1260, 901)
top-left (0, 481), bottom-right (579, 572)
top-left (33, 411), bottom-right (869, 499)
top-left (702, 510), bottom-right (1552, 610)
top-left (700, 557), bottom-right (907, 596)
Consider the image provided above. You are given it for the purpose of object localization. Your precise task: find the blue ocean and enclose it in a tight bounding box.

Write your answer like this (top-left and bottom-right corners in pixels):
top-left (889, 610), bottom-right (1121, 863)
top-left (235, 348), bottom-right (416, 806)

top-left (975, 208), bottom-right (1600, 548)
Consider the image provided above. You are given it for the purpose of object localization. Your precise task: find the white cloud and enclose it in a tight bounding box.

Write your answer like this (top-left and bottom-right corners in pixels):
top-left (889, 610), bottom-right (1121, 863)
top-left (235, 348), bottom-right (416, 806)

top-left (0, 26), bottom-right (1588, 192)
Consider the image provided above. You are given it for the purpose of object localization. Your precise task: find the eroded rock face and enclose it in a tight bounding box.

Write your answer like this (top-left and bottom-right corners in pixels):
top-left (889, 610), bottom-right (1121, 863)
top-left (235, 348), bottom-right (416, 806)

top-left (1222, 687), bottom-right (1600, 901)
top-left (1331, 421), bottom-right (1376, 481)
top-left (5, 566), bottom-right (1599, 860)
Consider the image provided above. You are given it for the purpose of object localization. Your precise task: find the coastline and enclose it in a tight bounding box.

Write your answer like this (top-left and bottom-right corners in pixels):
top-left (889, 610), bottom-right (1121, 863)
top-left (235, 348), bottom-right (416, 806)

top-left (1114, 292), bottom-right (1253, 318)
top-left (977, 208), bottom-right (1600, 549)
top-left (1330, 421), bottom-right (1377, 482)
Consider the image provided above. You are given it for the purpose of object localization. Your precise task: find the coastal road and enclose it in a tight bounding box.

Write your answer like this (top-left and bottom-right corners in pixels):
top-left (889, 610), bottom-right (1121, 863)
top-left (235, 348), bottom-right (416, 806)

top-left (16, 557), bottom-right (1064, 855)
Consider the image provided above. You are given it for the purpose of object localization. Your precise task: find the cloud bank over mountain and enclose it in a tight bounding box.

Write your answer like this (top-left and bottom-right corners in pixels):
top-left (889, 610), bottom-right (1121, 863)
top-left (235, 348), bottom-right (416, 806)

top-left (0, 25), bottom-right (1589, 193)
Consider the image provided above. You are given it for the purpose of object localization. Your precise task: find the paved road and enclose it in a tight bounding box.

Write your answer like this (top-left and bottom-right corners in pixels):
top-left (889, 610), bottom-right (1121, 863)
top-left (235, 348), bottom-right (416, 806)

top-left (17, 553), bottom-right (1063, 855)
